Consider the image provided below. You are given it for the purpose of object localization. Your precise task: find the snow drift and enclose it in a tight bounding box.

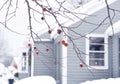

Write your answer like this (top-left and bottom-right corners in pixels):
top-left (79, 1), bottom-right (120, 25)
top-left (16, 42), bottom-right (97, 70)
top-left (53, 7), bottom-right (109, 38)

top-left (14, 76), bottom-right (56, 84)
top-left (81, 78), bottom-right (120, 84)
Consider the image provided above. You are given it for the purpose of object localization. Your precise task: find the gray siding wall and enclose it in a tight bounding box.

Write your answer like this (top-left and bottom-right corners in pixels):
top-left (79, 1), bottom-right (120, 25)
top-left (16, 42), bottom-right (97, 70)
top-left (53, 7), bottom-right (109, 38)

top-left (110, 34), bottom-right (120, 77)
top-left (55, 42), bottom-right (62, 84)
top-left (34, 41), bottom-right (56, 78)
top-left (67, 0), bottom-right (120, 84)
top-left (34, 41), bottom-right (62, 84)
top-left (67, 38), bottom-right (109, 84)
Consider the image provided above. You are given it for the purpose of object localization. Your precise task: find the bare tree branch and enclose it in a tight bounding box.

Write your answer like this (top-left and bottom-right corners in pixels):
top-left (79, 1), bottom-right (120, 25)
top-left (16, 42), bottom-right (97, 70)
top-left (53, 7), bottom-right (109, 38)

top-left (105, 0), bottom-right (114, 35)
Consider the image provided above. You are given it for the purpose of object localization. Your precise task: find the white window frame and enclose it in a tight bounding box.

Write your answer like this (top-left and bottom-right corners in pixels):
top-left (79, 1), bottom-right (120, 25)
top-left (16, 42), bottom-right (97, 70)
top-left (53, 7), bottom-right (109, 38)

top-left (86, 34), bottom-right (108, 69)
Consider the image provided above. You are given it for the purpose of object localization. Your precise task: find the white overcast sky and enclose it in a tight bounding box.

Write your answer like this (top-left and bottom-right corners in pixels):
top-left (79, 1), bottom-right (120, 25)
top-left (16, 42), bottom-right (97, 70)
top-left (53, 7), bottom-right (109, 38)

top-left (0, 0), bottom-right (78, 57)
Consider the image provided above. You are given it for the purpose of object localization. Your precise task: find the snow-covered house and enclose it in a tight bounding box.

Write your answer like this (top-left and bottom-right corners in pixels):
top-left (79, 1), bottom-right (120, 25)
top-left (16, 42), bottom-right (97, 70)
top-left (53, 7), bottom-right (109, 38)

top-left (20, 0), bottom-right (120, 84)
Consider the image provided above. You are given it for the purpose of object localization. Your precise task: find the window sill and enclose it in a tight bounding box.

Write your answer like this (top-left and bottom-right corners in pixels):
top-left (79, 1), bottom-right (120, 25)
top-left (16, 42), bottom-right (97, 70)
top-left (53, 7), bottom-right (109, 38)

top-left (88, 66), bottom-right (108, 70)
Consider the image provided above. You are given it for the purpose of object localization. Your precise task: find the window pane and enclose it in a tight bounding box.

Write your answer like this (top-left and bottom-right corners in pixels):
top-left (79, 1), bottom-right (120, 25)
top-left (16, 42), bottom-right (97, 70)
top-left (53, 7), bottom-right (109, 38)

top-left (90, 45), bottom-right (104, 51)
top-left (90, 37), bottom-right (104, 43)
top-left (88, 36), bottom-right (106, 67)
top-left (89, 60), bottom-right (104, 66)
top-left (90, 53), bottom-right (104, 58)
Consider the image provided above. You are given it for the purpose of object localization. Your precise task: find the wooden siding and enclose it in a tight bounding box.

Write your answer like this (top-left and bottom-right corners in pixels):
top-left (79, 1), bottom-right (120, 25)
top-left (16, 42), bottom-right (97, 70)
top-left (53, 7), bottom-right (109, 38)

top-left (110, 34), bottom-right (119, 77)
top-left (34, 41), bottom-right (56, 78)
top-left (67, 40), bottom-right (109, 84)
top-left (33, 41), bottom-right (62, 84)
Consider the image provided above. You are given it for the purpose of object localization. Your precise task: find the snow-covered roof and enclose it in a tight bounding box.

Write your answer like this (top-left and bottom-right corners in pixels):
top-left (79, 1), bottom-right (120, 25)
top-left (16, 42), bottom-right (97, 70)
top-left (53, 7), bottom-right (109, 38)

top-left (50, 0), bottom-right (117, 39)
top-left (36, 0), bottom-right (118, 40)
top-left (105, 20), bottom-right (120, 36)
top-left (63, 0), bottom-right (117, 27)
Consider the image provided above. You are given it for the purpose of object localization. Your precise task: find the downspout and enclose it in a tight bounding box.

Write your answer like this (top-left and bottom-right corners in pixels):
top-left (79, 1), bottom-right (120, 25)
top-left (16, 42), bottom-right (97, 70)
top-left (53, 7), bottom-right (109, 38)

top-left (108, 36), bottom-right (113, 77)
top-left (56, 43), bottom-right (60, 84)
top-left (105, 27), bottom-right (113, 78)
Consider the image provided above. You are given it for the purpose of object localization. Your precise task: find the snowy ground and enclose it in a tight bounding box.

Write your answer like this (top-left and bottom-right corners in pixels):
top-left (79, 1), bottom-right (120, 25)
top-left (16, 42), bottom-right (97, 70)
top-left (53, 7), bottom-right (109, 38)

top-left (1, 76), bottom-right (120, 84)
top-left (0, 78), bottom-right (8, 84)
top-left (81, 78), bottom-right (120, 84)
top-left (14, 76), bottom-right (56, 84)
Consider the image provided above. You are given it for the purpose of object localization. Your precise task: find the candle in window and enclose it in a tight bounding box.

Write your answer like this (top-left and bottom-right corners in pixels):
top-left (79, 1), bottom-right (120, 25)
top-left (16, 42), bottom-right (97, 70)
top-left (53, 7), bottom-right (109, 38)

top-left (95, 61), bottom-right (98, 65)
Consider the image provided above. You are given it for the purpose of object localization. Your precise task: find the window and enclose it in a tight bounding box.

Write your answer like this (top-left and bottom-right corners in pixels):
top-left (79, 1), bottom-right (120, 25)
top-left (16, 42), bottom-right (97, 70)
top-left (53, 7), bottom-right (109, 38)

top-left (21, 52), bottom-right (28, 72)
top-left (86, 34), bottom-right (108, 69)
